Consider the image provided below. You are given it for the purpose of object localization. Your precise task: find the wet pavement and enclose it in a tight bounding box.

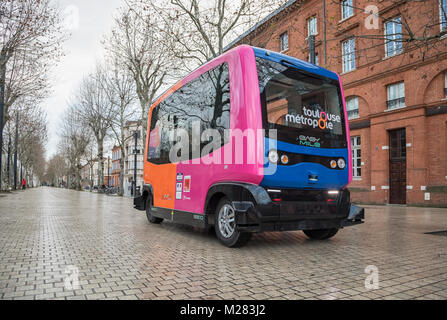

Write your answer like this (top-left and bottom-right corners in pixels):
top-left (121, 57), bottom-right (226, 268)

top-left (0, 187), bottom-right (446, 300)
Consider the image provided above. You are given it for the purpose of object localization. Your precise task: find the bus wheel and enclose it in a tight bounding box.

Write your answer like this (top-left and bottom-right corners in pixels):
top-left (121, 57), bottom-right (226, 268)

top-left (215, 198), bottom-right (251, 247)
top-left (303, 228), bottom-right (339, 240)
top-left (146, 194), bottom-right (163, 224)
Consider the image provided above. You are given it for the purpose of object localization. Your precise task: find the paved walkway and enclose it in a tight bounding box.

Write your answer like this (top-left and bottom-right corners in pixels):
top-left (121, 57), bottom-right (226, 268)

top-left (0, 187), bottom-right (446, 300)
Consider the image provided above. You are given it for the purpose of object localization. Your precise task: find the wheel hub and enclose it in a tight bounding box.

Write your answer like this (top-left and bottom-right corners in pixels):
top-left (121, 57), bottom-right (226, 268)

top-left (218, 204), bottom-right (235, 239)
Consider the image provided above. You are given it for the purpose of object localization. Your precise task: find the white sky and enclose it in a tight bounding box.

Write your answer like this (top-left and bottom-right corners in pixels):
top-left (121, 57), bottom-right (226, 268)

top-left (44, 0), bottom-right (125, 159)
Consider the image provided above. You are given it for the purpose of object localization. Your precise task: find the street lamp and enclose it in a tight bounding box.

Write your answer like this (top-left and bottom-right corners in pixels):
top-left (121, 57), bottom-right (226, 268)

top-left (0, 63), bottom-right (6, 190)
top-left (7, 137), bottom-right (11, 187)
top-left (133, 130), bottom-right (140, 198)
top-left (13, 112), bottom-right (19, 190)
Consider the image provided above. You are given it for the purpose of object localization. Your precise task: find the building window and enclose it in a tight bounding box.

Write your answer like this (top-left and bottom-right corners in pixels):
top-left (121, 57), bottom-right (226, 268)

top-left (307, 16), bottom-right (317, 36)
top-left (346, 97), bottom-right (359, 119)
top-left (341, 0), bottom-right (354, 20)
top-left (308, 52), bottom-right (319, 65)
top-left (342, 38), bottom-right (355, 73)
top-left (441, 0), bottom-right (447, 31)
top-left (387, 82), bottom-right (405, 110)
top-left (385, 16), bottom-right (403, 57)
top-left (280, 32), bottom-right (289, 52)
top-left (351, 136), bottom-right (361, 179)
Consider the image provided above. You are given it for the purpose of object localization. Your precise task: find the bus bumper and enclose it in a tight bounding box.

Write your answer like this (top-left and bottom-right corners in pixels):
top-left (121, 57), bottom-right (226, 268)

top-left (233, 188), bottom-right (364, 233)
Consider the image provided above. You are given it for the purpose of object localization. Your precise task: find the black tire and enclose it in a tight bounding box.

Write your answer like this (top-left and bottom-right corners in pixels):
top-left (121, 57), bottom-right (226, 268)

top-left (303, 228), bottom-right (339, 240)
top-left (214, 198), bottom-right (252, 248)
top-left (146, 194), bottom-right (163, 224)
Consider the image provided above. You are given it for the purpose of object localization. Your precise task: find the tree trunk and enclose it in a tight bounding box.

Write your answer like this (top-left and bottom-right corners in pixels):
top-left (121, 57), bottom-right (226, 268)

top-left (76, 160), bottom-right (81, 191)
top-left (0, 53), bottom-right (8, 128)
top-left (141, 108), bottom-right (147, 153)
top-left (137, 95), bottom-right (150, 152)
top-left (89, 164), bottom-right (93, 192)
top-left (97, 138), bottom-right (104, 188)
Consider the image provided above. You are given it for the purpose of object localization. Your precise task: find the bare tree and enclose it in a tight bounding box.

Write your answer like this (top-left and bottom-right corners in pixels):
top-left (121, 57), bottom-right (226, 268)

top-left (74, 65), bottom-right (114, 190)
top-left (141, 0), bottom-right (289, 69)
top-left (103, 7), bottom-right (172, 150)
top-left (45, 153), bottom-right (67, 186)
top-left (83, 141), bottom-right (98, 191)
top-left (22, 139), bottom-right (46, 186)
top-left (1, 101), bottom-right (48, 188)
top-left (99, 57), bottom-right (137, 196)
top-left (0, 0), bottom-right (66, 189)
top-left (0, 0), bottom-right (65, 126)
top-left (59, 105), bottom-right (90, 191)
top-left (16, 104), bottom-right (48, 186)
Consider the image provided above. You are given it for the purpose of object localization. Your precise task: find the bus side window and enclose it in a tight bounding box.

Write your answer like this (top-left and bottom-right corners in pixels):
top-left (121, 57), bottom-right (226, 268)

top-left (147, 106), bottom-right (161, 160)
top-left (159, 113), bottom-right (173, 163)
top-left (179, 63), bottom-right (231, 159)
top-left (147, 62), bottom-right (231, 164)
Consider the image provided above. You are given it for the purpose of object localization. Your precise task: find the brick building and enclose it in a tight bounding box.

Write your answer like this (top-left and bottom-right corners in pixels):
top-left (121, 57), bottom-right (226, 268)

top-left (227, 0), bottom-right (447, 206)
top-left (111, 146), bottom-right (121, 188)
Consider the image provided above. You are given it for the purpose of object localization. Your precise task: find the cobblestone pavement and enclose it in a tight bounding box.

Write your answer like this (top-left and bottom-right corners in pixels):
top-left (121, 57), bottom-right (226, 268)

top-left (0, 187), bottom-right (446, 300)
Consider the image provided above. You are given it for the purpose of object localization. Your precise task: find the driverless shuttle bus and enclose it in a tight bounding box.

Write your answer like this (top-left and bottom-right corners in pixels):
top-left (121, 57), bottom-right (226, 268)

top-left (134, 45), bottom-right (364, 247)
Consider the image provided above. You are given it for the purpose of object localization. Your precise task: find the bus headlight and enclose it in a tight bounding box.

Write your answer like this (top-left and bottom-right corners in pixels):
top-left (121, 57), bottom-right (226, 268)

top-left (330, 160), bottom-right (337, 169)
top-left (268, 150), bottom-right (279, 164)
top-left (338, 158), bottom-right (346, 169)
top-left (280, 155), bottom-right (289, 165)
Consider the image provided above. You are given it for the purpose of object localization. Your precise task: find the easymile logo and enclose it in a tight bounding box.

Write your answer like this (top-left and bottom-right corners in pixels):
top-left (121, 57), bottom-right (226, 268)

top-left (298, 135), bottom-right (321, 148)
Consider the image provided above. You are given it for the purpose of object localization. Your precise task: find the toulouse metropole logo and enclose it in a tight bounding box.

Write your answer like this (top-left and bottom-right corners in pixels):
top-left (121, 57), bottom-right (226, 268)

top-left (285, 107), bottom-right (342, 131)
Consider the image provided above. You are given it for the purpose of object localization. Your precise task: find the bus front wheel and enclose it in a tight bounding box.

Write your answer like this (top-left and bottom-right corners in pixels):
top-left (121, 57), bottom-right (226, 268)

top-left (303, 228), bottom-right (339, 240)
top-left (215, 198), bottom-right (251, 248)
top-left (146, 194), bottom-right (163, 224)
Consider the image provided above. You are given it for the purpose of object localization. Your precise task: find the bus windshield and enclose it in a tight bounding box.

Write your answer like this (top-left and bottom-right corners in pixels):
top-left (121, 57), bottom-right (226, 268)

top-left (256, 57), bottom-right (347, 149)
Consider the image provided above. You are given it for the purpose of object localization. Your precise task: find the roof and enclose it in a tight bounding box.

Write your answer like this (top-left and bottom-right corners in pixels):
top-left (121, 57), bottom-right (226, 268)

top-left (224, 0), bottom-right (298, 51)
top-left (253, 47), bottom-right (338, 80)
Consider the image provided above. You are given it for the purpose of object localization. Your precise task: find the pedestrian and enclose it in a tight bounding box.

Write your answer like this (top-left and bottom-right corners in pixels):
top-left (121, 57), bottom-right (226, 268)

top-left (21, 178), bottom-right (26, 190)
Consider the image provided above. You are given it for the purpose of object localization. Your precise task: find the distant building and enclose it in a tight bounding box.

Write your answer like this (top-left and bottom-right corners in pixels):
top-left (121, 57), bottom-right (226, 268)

top-left (79, 158), bottom-right (109, 189)
top-left (111, 146), bottom-right (121, 188)
top-left (80, 160), bottom-right (102, 189)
